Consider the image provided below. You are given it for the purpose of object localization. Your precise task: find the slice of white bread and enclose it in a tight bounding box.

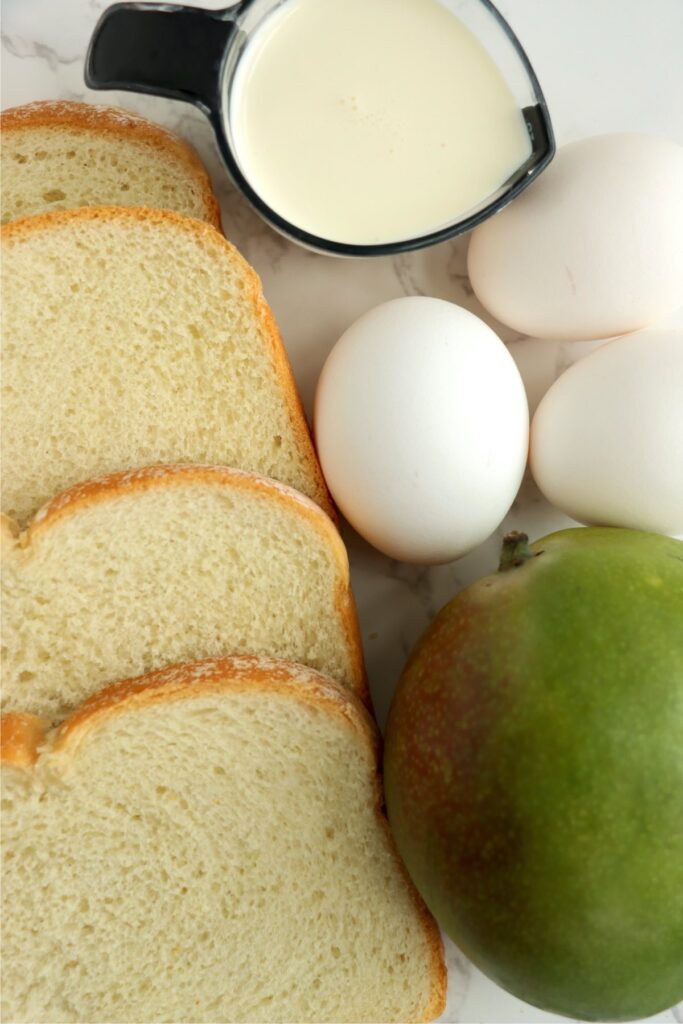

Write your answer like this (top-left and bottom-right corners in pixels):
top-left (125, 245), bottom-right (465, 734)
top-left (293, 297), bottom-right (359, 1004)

top-left (1, 206), bottom-right (332, 524)
top-left (1, 464), bottom-right (365, 721)
top-left (0, 656), bottom-right (446, 1023)
top-left (0, 100), bottom-right (220, 227)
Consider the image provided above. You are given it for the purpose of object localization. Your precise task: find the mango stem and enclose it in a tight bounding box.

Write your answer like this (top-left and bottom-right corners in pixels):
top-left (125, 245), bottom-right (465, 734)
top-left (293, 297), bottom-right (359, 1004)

top-left (499, 532), bottom-right (533, 572)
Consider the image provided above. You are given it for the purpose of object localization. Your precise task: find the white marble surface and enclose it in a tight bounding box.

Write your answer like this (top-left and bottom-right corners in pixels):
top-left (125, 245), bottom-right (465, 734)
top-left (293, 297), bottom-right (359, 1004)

top-left (2, 1), bottom-right (682, 1021)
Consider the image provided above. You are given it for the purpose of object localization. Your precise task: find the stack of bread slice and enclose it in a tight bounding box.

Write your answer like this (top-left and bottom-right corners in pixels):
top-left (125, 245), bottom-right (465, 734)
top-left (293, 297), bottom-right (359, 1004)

top-left (1, 202), bottom-right (331, 522)
top-left (0, 100), bottom-right (221, 226)
top-left (0, 101), bottom-right (446, 1023)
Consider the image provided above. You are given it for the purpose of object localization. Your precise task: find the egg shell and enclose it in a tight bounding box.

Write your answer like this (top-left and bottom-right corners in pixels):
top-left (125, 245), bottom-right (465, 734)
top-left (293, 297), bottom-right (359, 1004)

top-left (314, 297), bottom-right (529, 564)
top-left (467, 134), bottom-right (683, 341)
top-left (530, 328), bottom-right (683, 535)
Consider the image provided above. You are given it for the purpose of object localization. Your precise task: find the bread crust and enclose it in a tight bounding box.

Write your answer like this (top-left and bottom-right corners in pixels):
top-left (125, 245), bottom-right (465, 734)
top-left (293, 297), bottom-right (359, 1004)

top-left (0, 100), bottom-right (222, 230)
top-left (11, 461), bottom-right (367, 704)
top-left (1, 204), bottom-right (334, 520)
top-left (0, 711), bottom-right (46, 767)
top-left (0, 655), bottom-right (446, 1020)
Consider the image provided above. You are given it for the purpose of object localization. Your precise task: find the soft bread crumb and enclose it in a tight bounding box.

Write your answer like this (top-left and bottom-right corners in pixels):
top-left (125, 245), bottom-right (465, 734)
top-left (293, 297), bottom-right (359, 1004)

top-left (1, 206), bottom-right (331, 522)
top-left (1, 657), bottom-right (446, 1023)
top-left (0, 100), bottom-right (220, 227)
top-left (1, 465), bottom-right (364, 720)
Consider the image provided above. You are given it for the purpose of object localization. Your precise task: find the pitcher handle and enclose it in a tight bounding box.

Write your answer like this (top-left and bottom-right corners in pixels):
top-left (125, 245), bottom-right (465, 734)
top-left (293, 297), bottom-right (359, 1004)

top-left (85, 2), bottom-right (241, 114)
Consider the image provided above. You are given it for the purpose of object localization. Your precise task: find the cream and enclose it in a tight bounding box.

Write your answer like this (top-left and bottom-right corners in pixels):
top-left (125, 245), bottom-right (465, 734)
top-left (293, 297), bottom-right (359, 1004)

top-left (229, 0), bottom-right (532, 244)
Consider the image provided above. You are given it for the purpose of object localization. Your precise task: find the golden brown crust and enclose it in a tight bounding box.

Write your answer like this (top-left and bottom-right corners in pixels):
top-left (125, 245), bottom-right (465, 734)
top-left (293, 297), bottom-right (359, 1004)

top-left (335, 579), bottom-right (370, 709)
top-left (0, 513), bottom-right (20, 543)
top-left (53, 656), bottom-right (371, 754)
top-left (364, 729), bottom-right (447, 1021)
top-left (0, 100), bottom-right (222, 230)
top-left (43, 654), bottom-right (445, 1019)
top-left (1, 204), bottom-right (334, 520)
top-left (26, 461), bottom-right (330, 535)
top-left (12, 462), bottom-right (367, 702)
top-left (1, 657), bottom-right (443, 1019)
top-left (374, 791), bottom-right (448, 1022)
top-left (0, 712), bottom-right (47, 767)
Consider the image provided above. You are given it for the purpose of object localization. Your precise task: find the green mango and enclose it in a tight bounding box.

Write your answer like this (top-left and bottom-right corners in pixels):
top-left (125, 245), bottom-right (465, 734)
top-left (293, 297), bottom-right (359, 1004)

top-left (384, 527), bottom-right (683, 1021)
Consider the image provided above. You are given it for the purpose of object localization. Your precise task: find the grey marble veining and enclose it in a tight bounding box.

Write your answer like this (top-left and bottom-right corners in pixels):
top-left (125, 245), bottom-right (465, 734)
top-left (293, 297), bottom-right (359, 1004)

top-left (2, 1), bottom-right (682, 1020)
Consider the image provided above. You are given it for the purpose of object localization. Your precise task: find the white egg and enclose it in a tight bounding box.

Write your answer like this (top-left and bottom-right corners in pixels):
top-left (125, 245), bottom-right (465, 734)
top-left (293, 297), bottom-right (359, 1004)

top-left (468, 134), bottom-right (683, 341)
top-left (530, 329), bottom-right (683, 535)
top-left (314, 297), bottom-right (529, 563)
